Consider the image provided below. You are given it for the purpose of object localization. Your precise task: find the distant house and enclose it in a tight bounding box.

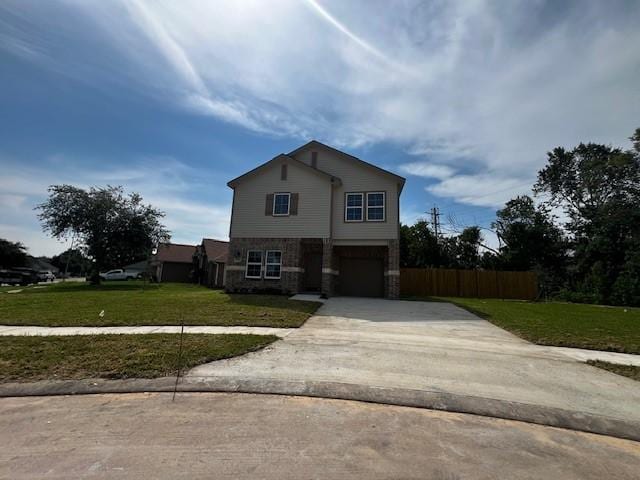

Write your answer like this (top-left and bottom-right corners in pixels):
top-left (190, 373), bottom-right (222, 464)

top-left (152, 243), bottom-right (197, 283)
top-left (194, 238), bottom-right (228, 288)
top-left (122, 260), bottom-right (149, 276)
top-left (27, 256), bottom-right (60, 275)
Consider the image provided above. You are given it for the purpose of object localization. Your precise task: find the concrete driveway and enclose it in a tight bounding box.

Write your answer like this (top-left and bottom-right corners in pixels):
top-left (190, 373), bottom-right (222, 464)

top-left (186, 297), bottom-right (640, 436)
top-left (3, 393), bottom-right (639, 480)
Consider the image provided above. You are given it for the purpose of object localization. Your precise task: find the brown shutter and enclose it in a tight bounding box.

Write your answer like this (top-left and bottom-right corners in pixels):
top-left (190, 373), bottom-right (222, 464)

top-left (281, 164), bottom-right (287, 180)
top-left (265, 194), bottom-right (274, 215)
top-left (290, 193), bottom-right (299, 215)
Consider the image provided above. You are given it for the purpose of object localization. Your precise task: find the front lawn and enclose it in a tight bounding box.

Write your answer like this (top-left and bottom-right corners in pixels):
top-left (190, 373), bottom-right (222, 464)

top-left (0, 334), bottom-right (277, 383)
top-left (0, 281), bottom-right (320, 327)
top-left (430, 297), bottom-right (640, 354)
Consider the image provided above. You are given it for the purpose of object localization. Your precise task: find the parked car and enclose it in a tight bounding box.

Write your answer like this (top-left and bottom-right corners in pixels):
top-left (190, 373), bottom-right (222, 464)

top-left (37, 270), bottom-right (56, 282)
top-left (99, 269), bottom-right (139, 281)
top-left (0, 269), bottom-right (25, 286)
top-left (0, 268), bottom-right (38, 286)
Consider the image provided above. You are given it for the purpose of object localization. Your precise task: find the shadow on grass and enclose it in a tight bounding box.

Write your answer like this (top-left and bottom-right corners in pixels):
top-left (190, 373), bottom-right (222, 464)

top-left (227, 293), bottom-right (322, 314)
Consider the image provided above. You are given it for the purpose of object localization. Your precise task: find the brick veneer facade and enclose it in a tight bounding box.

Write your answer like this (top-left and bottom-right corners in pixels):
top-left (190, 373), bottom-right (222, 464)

top-left (226, 237), bottom-right (400, 299)
top-left (225, 237), bottom-right (303, 294)
top-left (386, 239), bottom-right (400, 299)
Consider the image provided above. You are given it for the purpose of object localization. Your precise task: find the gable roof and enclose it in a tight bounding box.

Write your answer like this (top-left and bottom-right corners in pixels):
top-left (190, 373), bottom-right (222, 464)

top-left (288, 140), bottom-right (406, 191)
top-left (227, 154), bottom-right (340, 189)
top-left (201, 238), bottom-right (229, 263)
top-left (155, 243), bottom-right (196, 263)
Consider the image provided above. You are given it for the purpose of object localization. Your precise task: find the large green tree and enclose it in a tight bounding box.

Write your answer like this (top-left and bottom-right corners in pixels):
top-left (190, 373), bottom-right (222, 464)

top-left (492, 195), bottom-right (568, 294)
top-left (534, 128), bottom-right (640, 304)
top-left (400, 220), bottom-right (444, 268)
top-left (0, 238), bottom-right (28, 269)
top-left (37, 185), bottom-right (170, 283)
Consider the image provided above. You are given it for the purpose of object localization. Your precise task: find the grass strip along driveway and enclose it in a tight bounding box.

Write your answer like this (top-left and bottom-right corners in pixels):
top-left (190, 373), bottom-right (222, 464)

top-left (432, 297), bottom-right (640, 354)
top-left (0, 334), bottom-right (277, 383)
top-left (0, 281), bottom-right (320, 328)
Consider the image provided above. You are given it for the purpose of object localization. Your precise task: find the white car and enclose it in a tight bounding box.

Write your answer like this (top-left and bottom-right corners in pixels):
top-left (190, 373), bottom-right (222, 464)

top-left (38, 271), bottom-right (56, 282)
top-left (99, 269), bottom-right (138, 281)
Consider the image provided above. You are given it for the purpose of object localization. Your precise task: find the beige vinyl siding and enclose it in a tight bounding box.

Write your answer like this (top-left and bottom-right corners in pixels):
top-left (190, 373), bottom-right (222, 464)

top-left (230, 159), bottom-right (331, 238)
top-left (294, 148), bottom-right (400, 240)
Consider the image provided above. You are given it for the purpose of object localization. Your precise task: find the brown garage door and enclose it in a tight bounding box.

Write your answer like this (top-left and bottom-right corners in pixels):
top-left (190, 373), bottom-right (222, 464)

top-left (161, 262), bottom-right (192, 282)
top-left (339, 257), bottom-right (384, 297)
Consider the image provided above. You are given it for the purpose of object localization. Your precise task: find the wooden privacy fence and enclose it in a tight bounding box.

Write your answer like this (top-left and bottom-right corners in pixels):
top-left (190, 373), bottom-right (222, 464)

top-left (400, 268), bottom-right (538, 300)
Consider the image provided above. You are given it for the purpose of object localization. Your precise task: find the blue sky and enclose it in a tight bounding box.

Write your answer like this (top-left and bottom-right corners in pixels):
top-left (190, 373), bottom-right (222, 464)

top-left (1, 0), bottom-right (639, 256)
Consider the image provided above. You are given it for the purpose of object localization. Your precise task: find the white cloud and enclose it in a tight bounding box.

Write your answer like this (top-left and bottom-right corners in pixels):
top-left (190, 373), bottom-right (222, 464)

top-left (0, 155), bottom-right (231, 256)
top-left (399, 162), bottom-right (456, 180)
top-left (426, 174), bottom-right (534, 208)
top-left (2, 0), bottom-right (639, 210)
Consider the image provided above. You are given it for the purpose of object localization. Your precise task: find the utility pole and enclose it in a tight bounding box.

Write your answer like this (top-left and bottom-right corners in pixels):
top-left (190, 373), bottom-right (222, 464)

top-left (430, 206), bottom-right (441, 242)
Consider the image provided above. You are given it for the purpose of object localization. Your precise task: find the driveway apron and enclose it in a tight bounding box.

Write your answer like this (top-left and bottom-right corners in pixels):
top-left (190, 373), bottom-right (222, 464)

top-left (186, 297), bottom-right (640, 432)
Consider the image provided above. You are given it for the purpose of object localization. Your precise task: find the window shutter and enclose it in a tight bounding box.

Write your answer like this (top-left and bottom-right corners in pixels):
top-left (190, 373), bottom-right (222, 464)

top-left (265, 194), bottom-right (274, 215)
top-left (290, 193), bottom-right (299, 215)
top-left (281, 164), bottom-right (287, 180)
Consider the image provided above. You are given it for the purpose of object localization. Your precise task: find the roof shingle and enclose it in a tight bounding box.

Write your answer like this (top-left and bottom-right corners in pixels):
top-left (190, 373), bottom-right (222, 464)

top-left (155, 243), bottom-right (196, 263)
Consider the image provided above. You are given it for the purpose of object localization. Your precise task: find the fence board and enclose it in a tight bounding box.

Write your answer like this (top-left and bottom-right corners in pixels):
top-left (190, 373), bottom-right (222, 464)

top-left (400, 268), bottom-right (537, 300)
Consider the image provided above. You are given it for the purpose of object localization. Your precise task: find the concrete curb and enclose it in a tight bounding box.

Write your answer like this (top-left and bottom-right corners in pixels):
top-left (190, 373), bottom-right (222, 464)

top-left (1, 377), bottom-right (638, 442)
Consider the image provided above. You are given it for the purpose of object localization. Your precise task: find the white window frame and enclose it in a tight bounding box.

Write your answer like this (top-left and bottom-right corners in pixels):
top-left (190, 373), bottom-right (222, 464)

top-left (264, 250), bottom-right (282, 280)
top-left (245, 250), bottom-right (262, 279)
top-left (366, 191), bottom-right (386, 222)
top-left (345, 192), bottom-right (364, 222)
top-left (272, 192), bottom-right (291, 216)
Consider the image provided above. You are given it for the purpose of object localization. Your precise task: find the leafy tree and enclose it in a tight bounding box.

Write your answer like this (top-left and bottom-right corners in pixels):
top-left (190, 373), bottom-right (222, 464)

top-left (0, 238), bottom-right (28, 268)
top-left (37, 185), bottom-right (170, 283)
top-left (534, 129), bottom-right (640, 304)
top-left (50, 248), bottom-right (93, 277)
top-left (451, 226), bottom-right (482, 269)
top-left (400, 222), bottom-right (489, 269)
top-left (400, 220), bottom-right (444, 268)
top-left (493, 196), bottom-right (568, 293)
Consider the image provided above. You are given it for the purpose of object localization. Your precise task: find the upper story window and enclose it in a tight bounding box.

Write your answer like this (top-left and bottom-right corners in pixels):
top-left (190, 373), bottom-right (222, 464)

top-left (273, 193), bottom-right (290, 216)
top-left (345, 193), bottom-right (364, 222)
top-left (366, 192), bottom-right (385, 221)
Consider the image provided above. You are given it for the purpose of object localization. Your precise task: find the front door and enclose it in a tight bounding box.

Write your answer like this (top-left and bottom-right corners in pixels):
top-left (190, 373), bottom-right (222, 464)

top-left (304, 253), bottom-right (322, 291)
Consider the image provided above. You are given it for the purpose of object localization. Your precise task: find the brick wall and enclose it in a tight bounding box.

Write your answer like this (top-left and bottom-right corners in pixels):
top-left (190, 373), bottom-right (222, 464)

top-left (386, 239), bottom-right (400, 299)
top-left (226, 237), bottom-right (303, 294)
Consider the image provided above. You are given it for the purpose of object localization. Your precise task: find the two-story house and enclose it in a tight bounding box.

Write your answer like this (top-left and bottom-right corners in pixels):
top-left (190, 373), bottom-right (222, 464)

top-left (225, 141), bottom-right (405, 299)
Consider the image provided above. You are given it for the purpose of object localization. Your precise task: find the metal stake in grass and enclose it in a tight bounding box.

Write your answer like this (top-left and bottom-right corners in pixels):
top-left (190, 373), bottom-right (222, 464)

top-left (172, 317), bottom-right (185, 402)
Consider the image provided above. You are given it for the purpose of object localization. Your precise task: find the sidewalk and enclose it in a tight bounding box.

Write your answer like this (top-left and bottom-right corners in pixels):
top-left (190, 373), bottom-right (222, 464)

top-left (0, 324), bottom-right (637, 365)
top-left (0, 325), bottom-right (293, 337)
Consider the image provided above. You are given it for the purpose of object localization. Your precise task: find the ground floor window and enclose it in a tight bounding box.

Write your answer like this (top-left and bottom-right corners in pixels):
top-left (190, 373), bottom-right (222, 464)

top-left (265, 250), bottom-right (282, 279)
top-left (245, 250), bottom-right (262, 278)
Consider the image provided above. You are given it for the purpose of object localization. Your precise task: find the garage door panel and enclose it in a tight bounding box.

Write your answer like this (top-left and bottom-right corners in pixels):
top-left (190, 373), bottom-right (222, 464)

top-left (339, 257), bottom-right (384, 297)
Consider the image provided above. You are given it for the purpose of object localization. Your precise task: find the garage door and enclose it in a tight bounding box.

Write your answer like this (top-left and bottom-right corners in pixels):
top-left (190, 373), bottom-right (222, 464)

top-left (339, 257), bottom-right (384, 297)
top-left (161, 262), bottom-right (192, 283)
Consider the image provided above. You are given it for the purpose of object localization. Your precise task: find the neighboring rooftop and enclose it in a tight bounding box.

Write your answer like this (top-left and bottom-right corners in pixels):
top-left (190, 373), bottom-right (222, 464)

top-left (155, 243), bottom-right (196, 263)
top-left (202, 239), bottom-right (229, 263)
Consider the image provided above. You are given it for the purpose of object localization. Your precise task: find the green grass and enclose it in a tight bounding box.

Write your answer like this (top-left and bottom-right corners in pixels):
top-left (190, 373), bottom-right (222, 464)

top-left (587, 360), bottom-right (640, 382)
top-left (0, 334), bottom-right (277, 383)
top-left (0, 281), bottom-right (320, 328)
top-left (416, 297), bottom-right (640, 354)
